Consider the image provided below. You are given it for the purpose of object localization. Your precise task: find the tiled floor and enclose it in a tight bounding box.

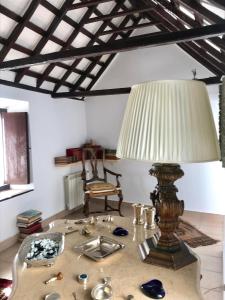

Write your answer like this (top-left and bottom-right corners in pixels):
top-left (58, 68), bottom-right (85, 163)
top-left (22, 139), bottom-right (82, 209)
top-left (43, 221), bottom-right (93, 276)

top-left (0, 200), bottom-right (224, 299)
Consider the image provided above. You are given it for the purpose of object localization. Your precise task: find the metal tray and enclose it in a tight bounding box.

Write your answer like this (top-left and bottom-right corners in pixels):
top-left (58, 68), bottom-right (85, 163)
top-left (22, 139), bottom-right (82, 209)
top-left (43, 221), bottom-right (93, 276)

top-left (74, 236), bottom-right (125, 261)
top-left (18, 232), bottom-right (65, 267)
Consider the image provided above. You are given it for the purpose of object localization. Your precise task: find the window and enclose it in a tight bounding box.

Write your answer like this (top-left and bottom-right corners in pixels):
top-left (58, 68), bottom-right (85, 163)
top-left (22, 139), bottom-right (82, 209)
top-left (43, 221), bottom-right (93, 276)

top-left (0, 99), bottom-right (32, 200)
top-left (0, 111), bottom-right (30, 186)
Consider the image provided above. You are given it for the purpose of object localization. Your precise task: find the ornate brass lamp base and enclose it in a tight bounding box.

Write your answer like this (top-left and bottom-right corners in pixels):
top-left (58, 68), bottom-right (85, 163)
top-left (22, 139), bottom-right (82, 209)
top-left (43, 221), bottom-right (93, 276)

top-left (140, 163), bottom-right (197, 270)
top-left (139, 235), bottom-right (197, 270)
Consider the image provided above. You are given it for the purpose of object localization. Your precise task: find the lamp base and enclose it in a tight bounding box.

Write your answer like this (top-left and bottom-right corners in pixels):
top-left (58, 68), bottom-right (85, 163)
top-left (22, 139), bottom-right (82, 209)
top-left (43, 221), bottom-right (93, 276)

top-left (139, 236), bottom-right (197, 270)
top-left (147, 163), bottom-right (197, 269)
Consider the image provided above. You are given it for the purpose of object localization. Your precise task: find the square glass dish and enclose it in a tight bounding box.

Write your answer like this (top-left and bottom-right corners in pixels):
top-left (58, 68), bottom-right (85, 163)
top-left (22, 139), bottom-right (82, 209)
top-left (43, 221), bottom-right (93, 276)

top-left (74, 235), bottom-right (125, 261)
top-left (18, 232), bottom-right (65, 267)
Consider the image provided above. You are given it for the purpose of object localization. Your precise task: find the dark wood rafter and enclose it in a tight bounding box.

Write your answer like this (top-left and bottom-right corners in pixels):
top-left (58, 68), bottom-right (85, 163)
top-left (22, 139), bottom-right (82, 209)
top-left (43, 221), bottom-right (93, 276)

top-left (51, 0), bottom-right (130, 93)
top-left (40, 0), bottom-right (104, 45)
top-left (0, 23), bottom-right (224, 71)
top-left (100, 21), bottom-right (160, 35)
top-left (14, 0), bottom-right (75, 84)
top-left (178, 0), bottom-right (225, 24)
top-left (86, 6), bottom-right (154, 23)
top-left (155, 0), bottom-right (225, 67)
top-left (41, 0), bottom-right (128, 40)
top-left (72, 17), bottom-right (141, 92)
top-left (35, 2), bottom-right (106, 89)
top-left (205, 0), bottom-right (225, 10)
top-left (142, 0), bottom-right (224, 75)
top-left (51, 76), bottom-right (222, 98)
top-left (0, 0), bottom-right (42, 62)
top-left (154, 0), bottom-right (225, 52)
top-left (0, 79), bottom-right (52, 95)
top-left (35, 1), bottom-right (136, 89)
top-left (0, 0), bottom-right (224, 96)
top-left (69, 0), bottom-right (113, 10)
top-left (144, 0), bottom-right (225, 74)
top-left (0, 4), bottom-right (104, 58)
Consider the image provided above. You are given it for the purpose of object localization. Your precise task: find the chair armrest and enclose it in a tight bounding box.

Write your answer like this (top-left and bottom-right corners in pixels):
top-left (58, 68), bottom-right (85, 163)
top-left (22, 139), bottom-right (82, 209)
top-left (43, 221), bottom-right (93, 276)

top-left (104, 167), bottom-right (122, 188)
top-left (104, 167), bottom-right (122, 177)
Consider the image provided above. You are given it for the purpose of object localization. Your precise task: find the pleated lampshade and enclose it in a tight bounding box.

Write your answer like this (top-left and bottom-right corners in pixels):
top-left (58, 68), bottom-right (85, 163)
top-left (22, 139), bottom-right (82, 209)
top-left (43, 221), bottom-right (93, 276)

top-left (116, 80), bottom-right (220, 163)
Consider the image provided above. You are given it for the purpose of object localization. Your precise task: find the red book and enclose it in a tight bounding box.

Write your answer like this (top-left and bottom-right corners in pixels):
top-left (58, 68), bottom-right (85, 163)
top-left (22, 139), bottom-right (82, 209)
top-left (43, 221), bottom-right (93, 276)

top-left (19, 222), bottom-right (42, 234)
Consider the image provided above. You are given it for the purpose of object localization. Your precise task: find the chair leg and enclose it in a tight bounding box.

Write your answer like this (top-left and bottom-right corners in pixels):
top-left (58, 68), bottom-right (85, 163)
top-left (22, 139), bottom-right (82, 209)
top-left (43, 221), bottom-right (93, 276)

top-left (104, 196), bottom-right (108, 211)
top-left (118, 191), bottom-right (124, 217)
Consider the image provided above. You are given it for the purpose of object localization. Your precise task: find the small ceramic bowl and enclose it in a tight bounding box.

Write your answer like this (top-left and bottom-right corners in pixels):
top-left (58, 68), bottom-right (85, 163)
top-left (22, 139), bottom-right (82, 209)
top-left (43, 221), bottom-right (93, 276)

top-left (112, 227), bottom-right (129, 236)
top-left (140, 279), bottom-right (165, 299)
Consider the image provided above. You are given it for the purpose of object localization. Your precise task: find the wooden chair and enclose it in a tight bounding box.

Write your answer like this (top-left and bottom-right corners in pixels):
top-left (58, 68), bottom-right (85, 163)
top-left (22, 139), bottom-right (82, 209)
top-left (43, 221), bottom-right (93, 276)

top-left (81, 147), bottom-right (123, 217)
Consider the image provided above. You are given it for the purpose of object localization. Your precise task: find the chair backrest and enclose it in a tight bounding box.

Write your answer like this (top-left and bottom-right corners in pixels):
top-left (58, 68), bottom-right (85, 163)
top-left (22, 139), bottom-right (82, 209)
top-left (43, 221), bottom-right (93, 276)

top-left (81, 147), bottom-right (105, 183)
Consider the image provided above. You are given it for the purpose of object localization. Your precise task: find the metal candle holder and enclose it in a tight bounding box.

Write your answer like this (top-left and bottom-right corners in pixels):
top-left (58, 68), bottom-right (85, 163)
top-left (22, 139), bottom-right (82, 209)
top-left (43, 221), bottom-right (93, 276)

top-left (144, 206), bottom-right (156, 230)
top-left (132, 203), bottom-right (144, 225)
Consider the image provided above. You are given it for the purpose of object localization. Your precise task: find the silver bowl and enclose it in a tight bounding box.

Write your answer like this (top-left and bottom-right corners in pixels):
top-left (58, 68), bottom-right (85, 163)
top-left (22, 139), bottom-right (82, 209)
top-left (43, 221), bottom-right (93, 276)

top-left (91, 283), bottom-right (113, 300)
top-left (18, 232), bottom-right (64, 267)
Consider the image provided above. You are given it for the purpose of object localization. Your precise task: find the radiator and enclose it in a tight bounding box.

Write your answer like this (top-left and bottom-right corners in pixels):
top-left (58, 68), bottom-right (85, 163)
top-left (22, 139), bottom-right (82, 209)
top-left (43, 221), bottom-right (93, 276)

top-left (64, 172), bottom-right (84, 210)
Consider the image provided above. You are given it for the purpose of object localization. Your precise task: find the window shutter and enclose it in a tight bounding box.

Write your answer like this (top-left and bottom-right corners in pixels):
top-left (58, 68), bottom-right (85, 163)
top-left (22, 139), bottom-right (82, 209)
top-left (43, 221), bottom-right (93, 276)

top-left (2, 112), bottom-right (30, 184)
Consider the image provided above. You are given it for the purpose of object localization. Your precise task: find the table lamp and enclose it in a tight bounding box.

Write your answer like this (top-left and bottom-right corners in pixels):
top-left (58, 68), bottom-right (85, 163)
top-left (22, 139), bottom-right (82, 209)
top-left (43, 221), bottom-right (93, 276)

top-left (116, 80), bottom-right (220, 269)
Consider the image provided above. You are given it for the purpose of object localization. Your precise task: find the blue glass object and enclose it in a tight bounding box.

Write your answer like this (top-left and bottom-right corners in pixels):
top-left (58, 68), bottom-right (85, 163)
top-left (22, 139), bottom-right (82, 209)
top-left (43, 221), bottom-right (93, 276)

top-left (140, 279), bottom-right (165, 299)
top-left (112, 227), bottom-right (129, 236)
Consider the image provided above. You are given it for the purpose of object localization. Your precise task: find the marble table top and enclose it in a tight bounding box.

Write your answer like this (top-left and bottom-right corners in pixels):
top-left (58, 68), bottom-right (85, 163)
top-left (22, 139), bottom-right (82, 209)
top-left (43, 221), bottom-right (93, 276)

top-left (9, 216), bottom-right (203, 300)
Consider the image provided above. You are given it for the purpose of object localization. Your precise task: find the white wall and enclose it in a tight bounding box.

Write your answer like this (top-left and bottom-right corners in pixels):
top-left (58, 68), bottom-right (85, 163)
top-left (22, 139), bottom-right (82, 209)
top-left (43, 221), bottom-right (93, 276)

top-left (0, 85), bottom-right (87, 242)
top-left (85, 43), bottom-right (225, 215)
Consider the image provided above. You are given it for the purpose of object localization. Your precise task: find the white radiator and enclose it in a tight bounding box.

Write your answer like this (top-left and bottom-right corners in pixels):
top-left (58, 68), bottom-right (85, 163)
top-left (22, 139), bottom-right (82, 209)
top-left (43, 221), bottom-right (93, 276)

top-left (64, 172), bottom-right (84, 210)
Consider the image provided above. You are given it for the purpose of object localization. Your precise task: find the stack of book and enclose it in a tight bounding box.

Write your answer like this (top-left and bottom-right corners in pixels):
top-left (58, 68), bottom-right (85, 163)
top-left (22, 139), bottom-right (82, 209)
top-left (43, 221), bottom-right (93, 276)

top-left (54, 156), bottom-right (73, 165)
top-left (17, 209), bottom-right (43, 241)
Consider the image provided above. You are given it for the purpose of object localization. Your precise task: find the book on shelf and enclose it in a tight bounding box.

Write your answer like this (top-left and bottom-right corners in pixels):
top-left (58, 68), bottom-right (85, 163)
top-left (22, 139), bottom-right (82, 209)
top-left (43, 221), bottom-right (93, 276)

top-left (17, 209), bottom-right (41, 221)
top-left (17, 217), bottom-right (42, 228)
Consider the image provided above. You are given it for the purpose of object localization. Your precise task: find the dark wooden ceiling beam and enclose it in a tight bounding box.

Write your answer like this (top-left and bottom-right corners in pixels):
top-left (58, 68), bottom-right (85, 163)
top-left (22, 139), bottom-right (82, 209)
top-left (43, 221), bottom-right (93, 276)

top-left (178, 0), bottom-right (225, 24)
top-left (155, 0), bottom-right (225, 64)
top-left (0, 4), bottom-right (72, 47)
top-left (203, 0), bottom-right (225, 10)
top-left (155, 0), bottom-right (225, 53)
top-left (15, 0), bottom-right (75, 84)
top-left (86, 6), bottom-right (154, 23)
top-left (15, 69), bottom-right (75, 89)
top-left (51, 76), bottom-right (222, 98)
top-left (53, 87), bottom-right (131, 98)
top-left (0, 37), bottom-right (33, 56)
top-left (36, 5), bottom-right (98, 88)
top-left (149, 0), bottom-right (225, 64)
top-left (142, 2), bottom-right (224, 75)
top-left (93, 7), bottom-right (127, 38)
top-left (0, 79), bottom-right (52, 94)
top-left (100, 21), bottom-right (160, 35)
top-left (1, 23), bottom-right (224, 71)
top-left (69, 0), bottom-right (113, 10)
top-left (41, 0), bottom-right (103, 45)
top-left (55, 62), bottom-right (95, 79)
top-left (52, 0), bottom-right (128, 93)
top-left (72, 16), bottom-right (141, 91)
top-left (0, 0), bottom-right (42, 62)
